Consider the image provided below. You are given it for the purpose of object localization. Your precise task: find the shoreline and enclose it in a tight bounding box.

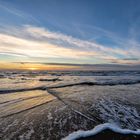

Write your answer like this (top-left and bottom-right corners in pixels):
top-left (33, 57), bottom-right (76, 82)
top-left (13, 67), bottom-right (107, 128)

top-left (63, 123), bottom-right (140, 140)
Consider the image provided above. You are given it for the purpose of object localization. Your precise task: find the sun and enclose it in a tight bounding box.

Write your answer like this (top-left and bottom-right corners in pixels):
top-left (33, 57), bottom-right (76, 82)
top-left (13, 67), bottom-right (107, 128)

top-left (28, 67), bottom-right (38, 71)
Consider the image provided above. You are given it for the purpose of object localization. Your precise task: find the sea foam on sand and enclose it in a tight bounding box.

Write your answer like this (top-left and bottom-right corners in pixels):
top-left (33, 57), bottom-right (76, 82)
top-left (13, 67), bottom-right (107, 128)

top-left (62, 123), bottom-right (140, 140)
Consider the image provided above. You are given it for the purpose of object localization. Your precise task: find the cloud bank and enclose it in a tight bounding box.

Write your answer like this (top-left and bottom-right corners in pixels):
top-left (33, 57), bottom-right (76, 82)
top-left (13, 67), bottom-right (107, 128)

top-left (0, 25), bottom-right (140, 65)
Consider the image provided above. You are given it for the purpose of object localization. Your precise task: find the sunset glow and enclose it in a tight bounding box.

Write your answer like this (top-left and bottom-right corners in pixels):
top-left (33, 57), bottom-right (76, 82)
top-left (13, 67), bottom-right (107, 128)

top-left (27, 67), bottom-right (38, 71)
top-left (0, 0), bottom-right (140, 70)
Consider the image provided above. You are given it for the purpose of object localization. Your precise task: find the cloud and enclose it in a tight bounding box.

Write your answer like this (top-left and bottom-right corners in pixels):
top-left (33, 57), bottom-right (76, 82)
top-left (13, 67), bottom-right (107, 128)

top-left (0, 29), bottom-right (97, 60)
top-left (0, 25), bottom-right (140, 64)
top-left (24, 25), bottom-right (127, 54)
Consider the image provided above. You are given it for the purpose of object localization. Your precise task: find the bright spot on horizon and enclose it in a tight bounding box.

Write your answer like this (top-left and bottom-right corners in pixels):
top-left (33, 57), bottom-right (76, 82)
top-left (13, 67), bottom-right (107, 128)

top-left (28, 67), bottom-right (38, 71)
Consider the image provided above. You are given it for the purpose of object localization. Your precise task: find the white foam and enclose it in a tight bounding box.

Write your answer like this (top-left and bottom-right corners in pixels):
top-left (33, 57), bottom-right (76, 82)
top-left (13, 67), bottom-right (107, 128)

top-left (94, 98), bottom-right (140, 129)
top-left (62, 123), bottom-right (140, 140)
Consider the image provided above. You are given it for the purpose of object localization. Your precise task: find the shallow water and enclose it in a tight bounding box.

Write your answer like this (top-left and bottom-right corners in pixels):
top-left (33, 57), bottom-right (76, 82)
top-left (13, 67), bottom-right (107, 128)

top-left (0, 70), bottom-right (140, 139)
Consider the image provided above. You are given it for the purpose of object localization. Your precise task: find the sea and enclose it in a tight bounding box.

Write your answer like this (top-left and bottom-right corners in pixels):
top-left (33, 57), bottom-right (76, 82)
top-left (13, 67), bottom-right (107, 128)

top-left (0, 70), bottom-right (140, 140)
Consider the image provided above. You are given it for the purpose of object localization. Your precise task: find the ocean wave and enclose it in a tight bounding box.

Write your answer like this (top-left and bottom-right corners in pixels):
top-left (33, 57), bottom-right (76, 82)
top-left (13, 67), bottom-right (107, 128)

top-left (2, 70), bottom-right (140, 77)
top-left (0, 86), bottom-right (44, 94)
top-left (39, 77), bottom-right (62, 82)
top-left (62, 123), bottom-right (140, 140)
top-left (1, 79), bottom-right (140, 94)
top-left (49, 79), bottom-right (140, 89)
top-left (49, 71), bottom-right (140, 76)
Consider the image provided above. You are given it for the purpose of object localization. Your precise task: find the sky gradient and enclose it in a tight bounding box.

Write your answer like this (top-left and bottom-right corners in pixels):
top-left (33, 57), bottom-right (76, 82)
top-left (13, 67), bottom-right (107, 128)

top-left (0, 0), bottom-right (140, 70)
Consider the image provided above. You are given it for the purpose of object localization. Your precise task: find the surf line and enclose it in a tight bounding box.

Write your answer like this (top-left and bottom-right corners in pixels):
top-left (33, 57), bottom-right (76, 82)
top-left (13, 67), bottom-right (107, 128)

top-left (62, 123), bottom-right (140, 140)
top-left (1, 79), bottom-right (140, 94)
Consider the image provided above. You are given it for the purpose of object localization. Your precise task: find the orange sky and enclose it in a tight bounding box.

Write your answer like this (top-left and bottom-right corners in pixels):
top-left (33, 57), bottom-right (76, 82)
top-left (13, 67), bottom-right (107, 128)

top-left (0, 62), bottom-right (80, 71)
top-left (1, 61), bottom-right (140, 71)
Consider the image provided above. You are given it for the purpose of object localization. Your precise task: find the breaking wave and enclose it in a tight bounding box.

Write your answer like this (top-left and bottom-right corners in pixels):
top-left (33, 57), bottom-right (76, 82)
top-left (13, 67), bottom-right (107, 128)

top-left (1, 79), bottom-right (140, 94)
top-left (63, 98), bottom-right (140, 140)
top-left (62, 123), bottom-right (140, 140)
top-left (49, 79), bottom-right (140, 89)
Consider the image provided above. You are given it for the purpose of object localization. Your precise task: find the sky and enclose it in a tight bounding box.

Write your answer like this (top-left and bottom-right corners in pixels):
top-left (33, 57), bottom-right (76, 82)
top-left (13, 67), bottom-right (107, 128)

top-left (0, 0), bottom-right (140, 70)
